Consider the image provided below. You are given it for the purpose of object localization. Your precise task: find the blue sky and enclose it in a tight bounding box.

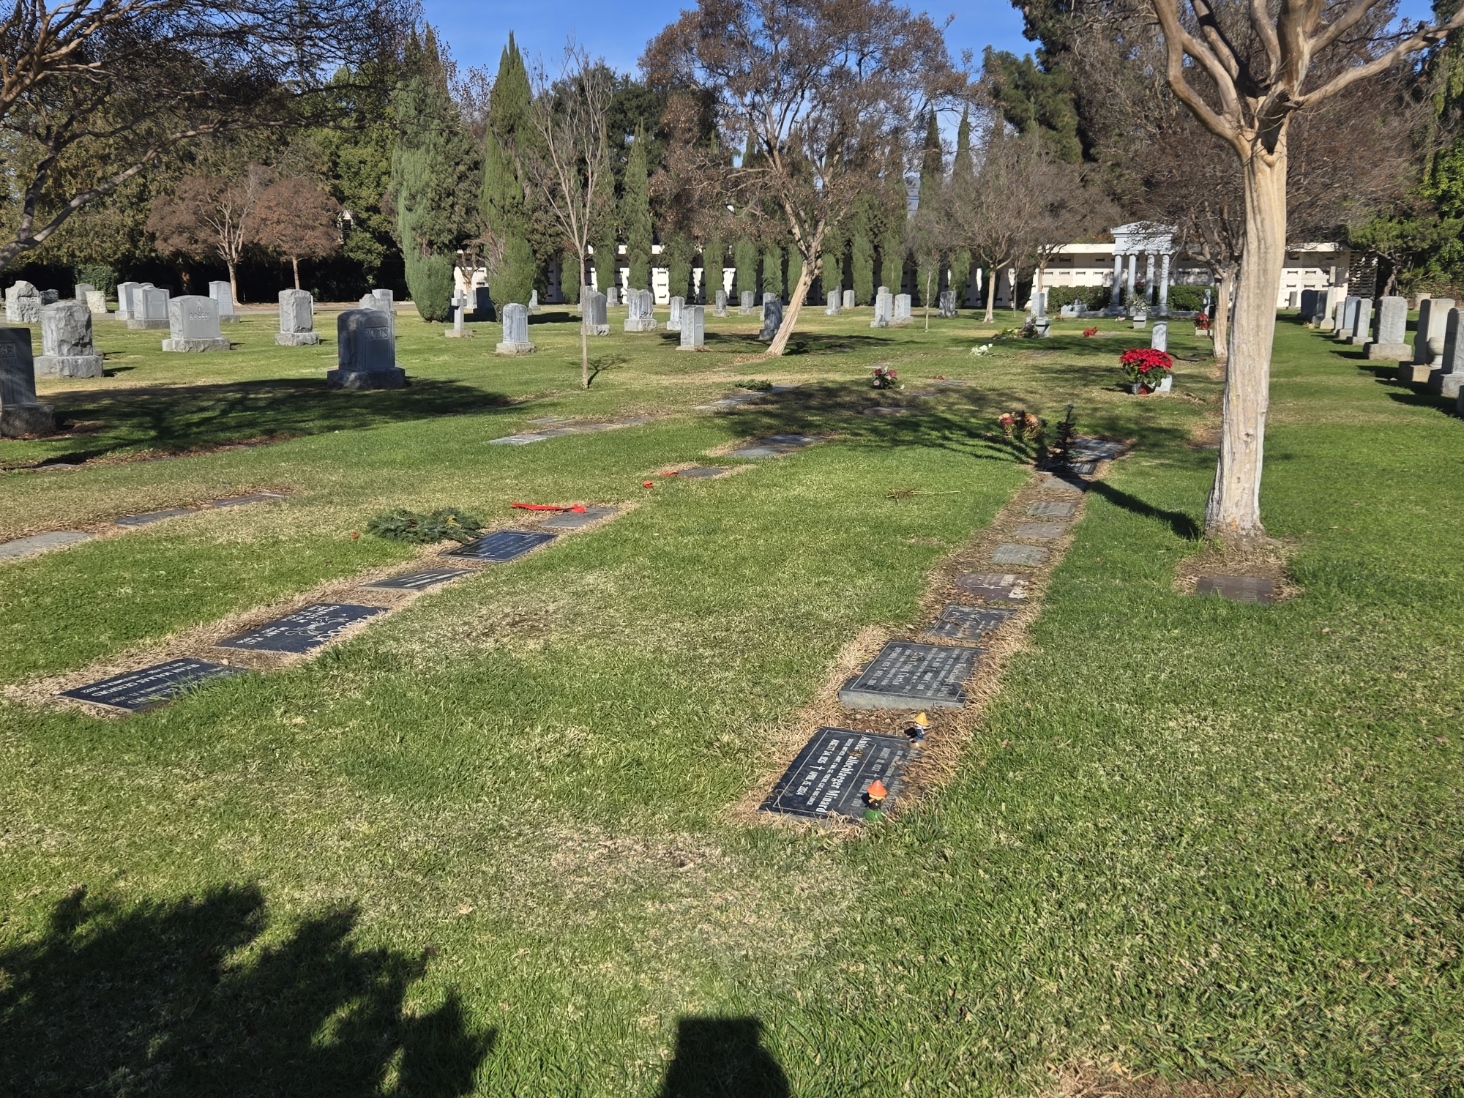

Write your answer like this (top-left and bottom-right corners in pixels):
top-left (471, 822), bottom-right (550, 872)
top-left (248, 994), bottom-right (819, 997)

top-left (422, 0), bottom-right (1440, 83)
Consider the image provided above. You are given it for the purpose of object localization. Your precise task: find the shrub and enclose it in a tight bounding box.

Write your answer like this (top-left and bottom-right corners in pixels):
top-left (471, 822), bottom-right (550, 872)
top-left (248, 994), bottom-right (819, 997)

top-left (1044, 285), bottom-right (1111, 312)
top-left (74, 263), bottom-right (118, 296)
top-left (404, 251), bottom-right (455, 322)
top-left (1167, 284), bottom-right (1206, 312)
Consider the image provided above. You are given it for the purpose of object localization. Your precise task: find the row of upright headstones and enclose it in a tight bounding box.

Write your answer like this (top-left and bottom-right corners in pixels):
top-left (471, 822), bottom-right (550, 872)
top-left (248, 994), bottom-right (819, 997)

top-left (1304, 289), bottom-right (1464, 404)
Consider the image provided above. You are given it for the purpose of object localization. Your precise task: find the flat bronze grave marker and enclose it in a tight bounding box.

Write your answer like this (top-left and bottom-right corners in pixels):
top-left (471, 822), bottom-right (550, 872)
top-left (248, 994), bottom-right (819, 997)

top-left (991, 543), bottom-right (1048, 566)
top-left (219, 603), bottom-right (384, 653)
top-left (210, 492), bottom-right (286, 508)
top-left (727, 433), bottom-right (819, 460)
top-left (540, 506), bottom-right (617, 530)
top-left (1013, 521), bottom-right (1067, 540)
top-left (61, 658), bottom-right (245, 711)
top-left (925, 604), bottom-right (1015, 641)
top-left (954, 572), bottom-right (1030, 603)
top-left (446, 529), bottom-right (556, 562)
top-left (1195, 575), bottom-right (1276, 605)
top-left (675, 465), bottom-right (731, 478)
top-left (760, 727), bottom-right (910, 820)
top-left (1027, 500), bottom-right (1076, 518)
top-left (364, 568), bottom-right (474, 590)
top-left (839, 640), bottom-right (980, 709)
top-left (1039, 475), bottom-right (1089, 496)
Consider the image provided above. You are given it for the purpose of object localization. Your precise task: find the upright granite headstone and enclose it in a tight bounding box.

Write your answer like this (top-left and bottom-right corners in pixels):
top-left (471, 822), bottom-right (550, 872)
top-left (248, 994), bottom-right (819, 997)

top-left (1349, 297), bottom-right (1373, 345)
top-left (330, 308), bottom-right (404, 388)
top-left (122, 282), bottom-right (155, 323)
top-left (1337, 296), bottom-right (1360, 341)
top-left (0, 328), bottom-right (55, 436)
top-left (115, 281), bottom-right (140, 321)
top-left (36, 301), bottom-right (103, 377)
top-left (85, 290), bottom-right (107, 316)
top-left (739, 290), bottom-right (756, 315)
top-left (759, 296), bottom-right (783, 341)
top-left (1402, 296), bottom-right (1455, 381)
top-left (625, 289), bottom-right (658, 332)
top-left (276, 289), bottom-right (320, 346)
top-left (162, 295), bottom-right (229, 352)
top-left (496, 303), bottom-right (536, 355)
top-left (5, 281), bottom-right (42, 324)
top-left (714, 289), bottom-right (728, 317)
top-left (1299, 288), bottom-right (1319, 320)
top-left (128, 287), bottom-right (170, 330)
top-left (678, 304), bottom-right (705, 351)
top-left (667, 295), bottom-right (684, 332)
top-left (939, 290), bottom-right (957, 318)
top-left (73, 283), bottom-right (94, 302)
top-left (472, 286), bottom-right (496, 321)
top-left (892, 293), bottom-right (912, 326)
top-left (604, 287), bottom-right (619, 307)
top-left (871, 288), bottom-right (893, 328)
top-left (528, 289), bottom-right (539, 312)
top-left (825, 290), bottom-right (840, 316)
top-left (842, 289), bottom-right (855, 310)
top-left (1427, 308), bottom-right (1464, 398)
top-left (1150, 322), bottom-right (1168, 353)
top-left (208, 280), bottom-right (237, 323)
top-left (1367, 296), bottom-right (1410, 359)
top-left (583, 290), bottom-right (609, 336)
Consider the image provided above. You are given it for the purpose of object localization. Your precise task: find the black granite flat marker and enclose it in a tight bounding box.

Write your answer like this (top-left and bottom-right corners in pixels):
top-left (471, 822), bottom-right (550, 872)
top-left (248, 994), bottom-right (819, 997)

top-left (218, 603), bottom-right (384, 653)
top-left (114, 507), bottom-right (201, 527)
top-left (955, 572), bottom-right (1030, 603)
top-left (727, 433), bottom-right (819, 459)
top-left (839, 640), bottom-right (981, 709)
top-left (1027, 501), bottom-right (1076, 518)
top-left (760, 727), bottom-right (911, 820)
top-left (364, 568), bottom-right (474, 590)
top-left (1196, 575), bottom-right (1276, 605)
top-left (1066, 461), bottom-right (1098, 476)
top-left (210, 492), bottom-right (286, 508)
top-left (1069, 437), bottom-right (1124, 462)
top-left (925, 604), bottom-right (1014, 641)
top-left (61, 658), bottom-right (245, 711)
top-left (446, 528), bottom-right (557, 562)
top-left (675, 465), bottom-right (731, 478)
top-left (540, 506), bottom-right (618, 530)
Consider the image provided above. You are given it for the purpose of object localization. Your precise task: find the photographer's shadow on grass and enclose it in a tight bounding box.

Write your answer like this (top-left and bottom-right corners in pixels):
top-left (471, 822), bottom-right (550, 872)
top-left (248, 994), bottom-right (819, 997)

top-left (659, 1016), bottom-right (789, 1098)
top-left (0, 884), bottom-right (493, 1098)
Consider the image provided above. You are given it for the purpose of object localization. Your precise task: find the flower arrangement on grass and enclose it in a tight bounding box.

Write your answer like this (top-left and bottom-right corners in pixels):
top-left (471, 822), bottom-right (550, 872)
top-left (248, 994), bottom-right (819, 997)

top-left (998, 409), bottom-right (1045, 442)
top-left (1082, 326), bottom-right (1098, 338)
top-left (970, 343), bottom-right (993, 357)
top-left (1194, 312), bottom-right (1213, 333)
top-left (1119, 347), bottom-right (1174, 394)
top-left (872, 365), bottom-right (898, 389)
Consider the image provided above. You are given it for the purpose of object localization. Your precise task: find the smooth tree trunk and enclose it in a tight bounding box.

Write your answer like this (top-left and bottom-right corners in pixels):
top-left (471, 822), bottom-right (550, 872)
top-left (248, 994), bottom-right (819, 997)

top-left (1205, 143), bottom-right (1287, 541)
top-left (924, 271), bottom-right (933, 331)
top-left (227, 261), bottom-right (239, 305)
top-left (1211, 265), bottom-right (1235, 364)
top-left (767, 258), bottom-right (817, 357)
top-left (984, 267), bottom-right (997, 323)
top-left (291, 255), bottom-right (301, 290)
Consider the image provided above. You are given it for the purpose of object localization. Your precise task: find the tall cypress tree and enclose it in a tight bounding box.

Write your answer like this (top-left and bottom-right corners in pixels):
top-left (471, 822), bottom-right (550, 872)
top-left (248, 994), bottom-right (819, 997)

top-left (879, 164), bottom-right (907, 293)
top-left (786, 249), bottom-right (803, 304)
top-left (622, 126), bottom-right (652, 289)
top-left (482, 33), bottom-right (535, 306)
top-left (664, 232), bottom-right (692, 299)
top-left (762, 244), bottom-right (783, 299)
top-left (917, 110), bottom-right (944, 305)
top-left (734, 235), bottom-right (758, 298)
top-left (948, 109), bottom-right (973, 305)
top-left (593, 131), bottom-right (619, 295)
top-left (392, 29), bottom-right (474, 322)
top-left (702, 232), bottom-right (725, 302)
top-left (851, 198), bottom-right (875, 304)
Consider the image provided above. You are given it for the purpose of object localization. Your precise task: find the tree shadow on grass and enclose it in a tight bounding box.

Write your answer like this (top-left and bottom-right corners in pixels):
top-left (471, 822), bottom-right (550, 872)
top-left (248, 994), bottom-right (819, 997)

top-left (1088, 478), bottom-right (1203, 541)
top-left (11, 378), bottom-right (512, 468)
top-left (659, 1016), bottom-right (788, 1098)
top-left (0, 885), bottom-right (494, 1098)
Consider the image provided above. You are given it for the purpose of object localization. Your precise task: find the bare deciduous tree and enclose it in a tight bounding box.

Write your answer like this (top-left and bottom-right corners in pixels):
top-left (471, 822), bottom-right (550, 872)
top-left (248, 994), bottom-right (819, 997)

top-left (643, 0), bottom-right (965, 356)
top-left (1148, 0), bottom-right (1464, 540)
top-left (517, 47), bottom-right (614, 390)
top-left (146, 165), bottom-right (272, 300)
top-left (253, 176), bottom-right (342, 289)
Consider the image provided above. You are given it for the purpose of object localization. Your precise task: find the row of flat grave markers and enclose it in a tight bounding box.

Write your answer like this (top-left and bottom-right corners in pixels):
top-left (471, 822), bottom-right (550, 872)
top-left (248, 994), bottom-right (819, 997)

top-left (57, 512), bottom-right (605, 713)
top-left (760, 439), bottom-right (1124, 824)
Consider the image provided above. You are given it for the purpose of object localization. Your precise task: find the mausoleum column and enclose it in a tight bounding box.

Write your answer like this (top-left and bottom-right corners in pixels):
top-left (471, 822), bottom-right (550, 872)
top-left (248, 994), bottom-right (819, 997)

top-left (1144, 253), bottom-right (1156, 303)
top-left (1125, 253), bottom-right (1137, 301)
top-left (1158, 253), bottom-right (1171, 313)
top-left (1111, 252), bottom-right (1124, 305)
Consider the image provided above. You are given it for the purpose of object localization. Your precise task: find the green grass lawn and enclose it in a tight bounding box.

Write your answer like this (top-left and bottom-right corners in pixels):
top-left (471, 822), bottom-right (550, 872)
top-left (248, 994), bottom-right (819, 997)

top-left (1, 305), bottom-right (1461, 1096)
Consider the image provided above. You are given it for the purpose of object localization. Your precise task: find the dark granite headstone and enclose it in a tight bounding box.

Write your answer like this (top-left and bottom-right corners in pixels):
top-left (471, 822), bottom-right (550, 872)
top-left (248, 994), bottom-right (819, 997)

top-left (925, 604), bottom-right (1015, 641)
top-left (60, 658), bottom-right (244, 711)
top-left (219, 603), bottom-right (384, 652)
top-left (1027, 501), bottom-right (1076, 518)
top-left (540, 506), bottom-right (617, 530)
top-left (364, 568), bottom-right (474, 590)
top-left (114, 507), bottom-right (201, 527)
top-left (446, 528), bottom-right (557, 562)
top-left (760, 727), bottom-right (911, 820)
top-left (954, 573), bottom-right (1030, 603)
top-left (1195, 575), bottom-right (1276, 605)
top-left (839, 640), bottom-right (981, 709)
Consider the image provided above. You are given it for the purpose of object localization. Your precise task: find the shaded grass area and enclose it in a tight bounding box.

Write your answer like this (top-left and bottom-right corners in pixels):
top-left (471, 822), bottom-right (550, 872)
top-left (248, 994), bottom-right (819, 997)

top-left (3, 310), bottom-right (1462, 1095)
